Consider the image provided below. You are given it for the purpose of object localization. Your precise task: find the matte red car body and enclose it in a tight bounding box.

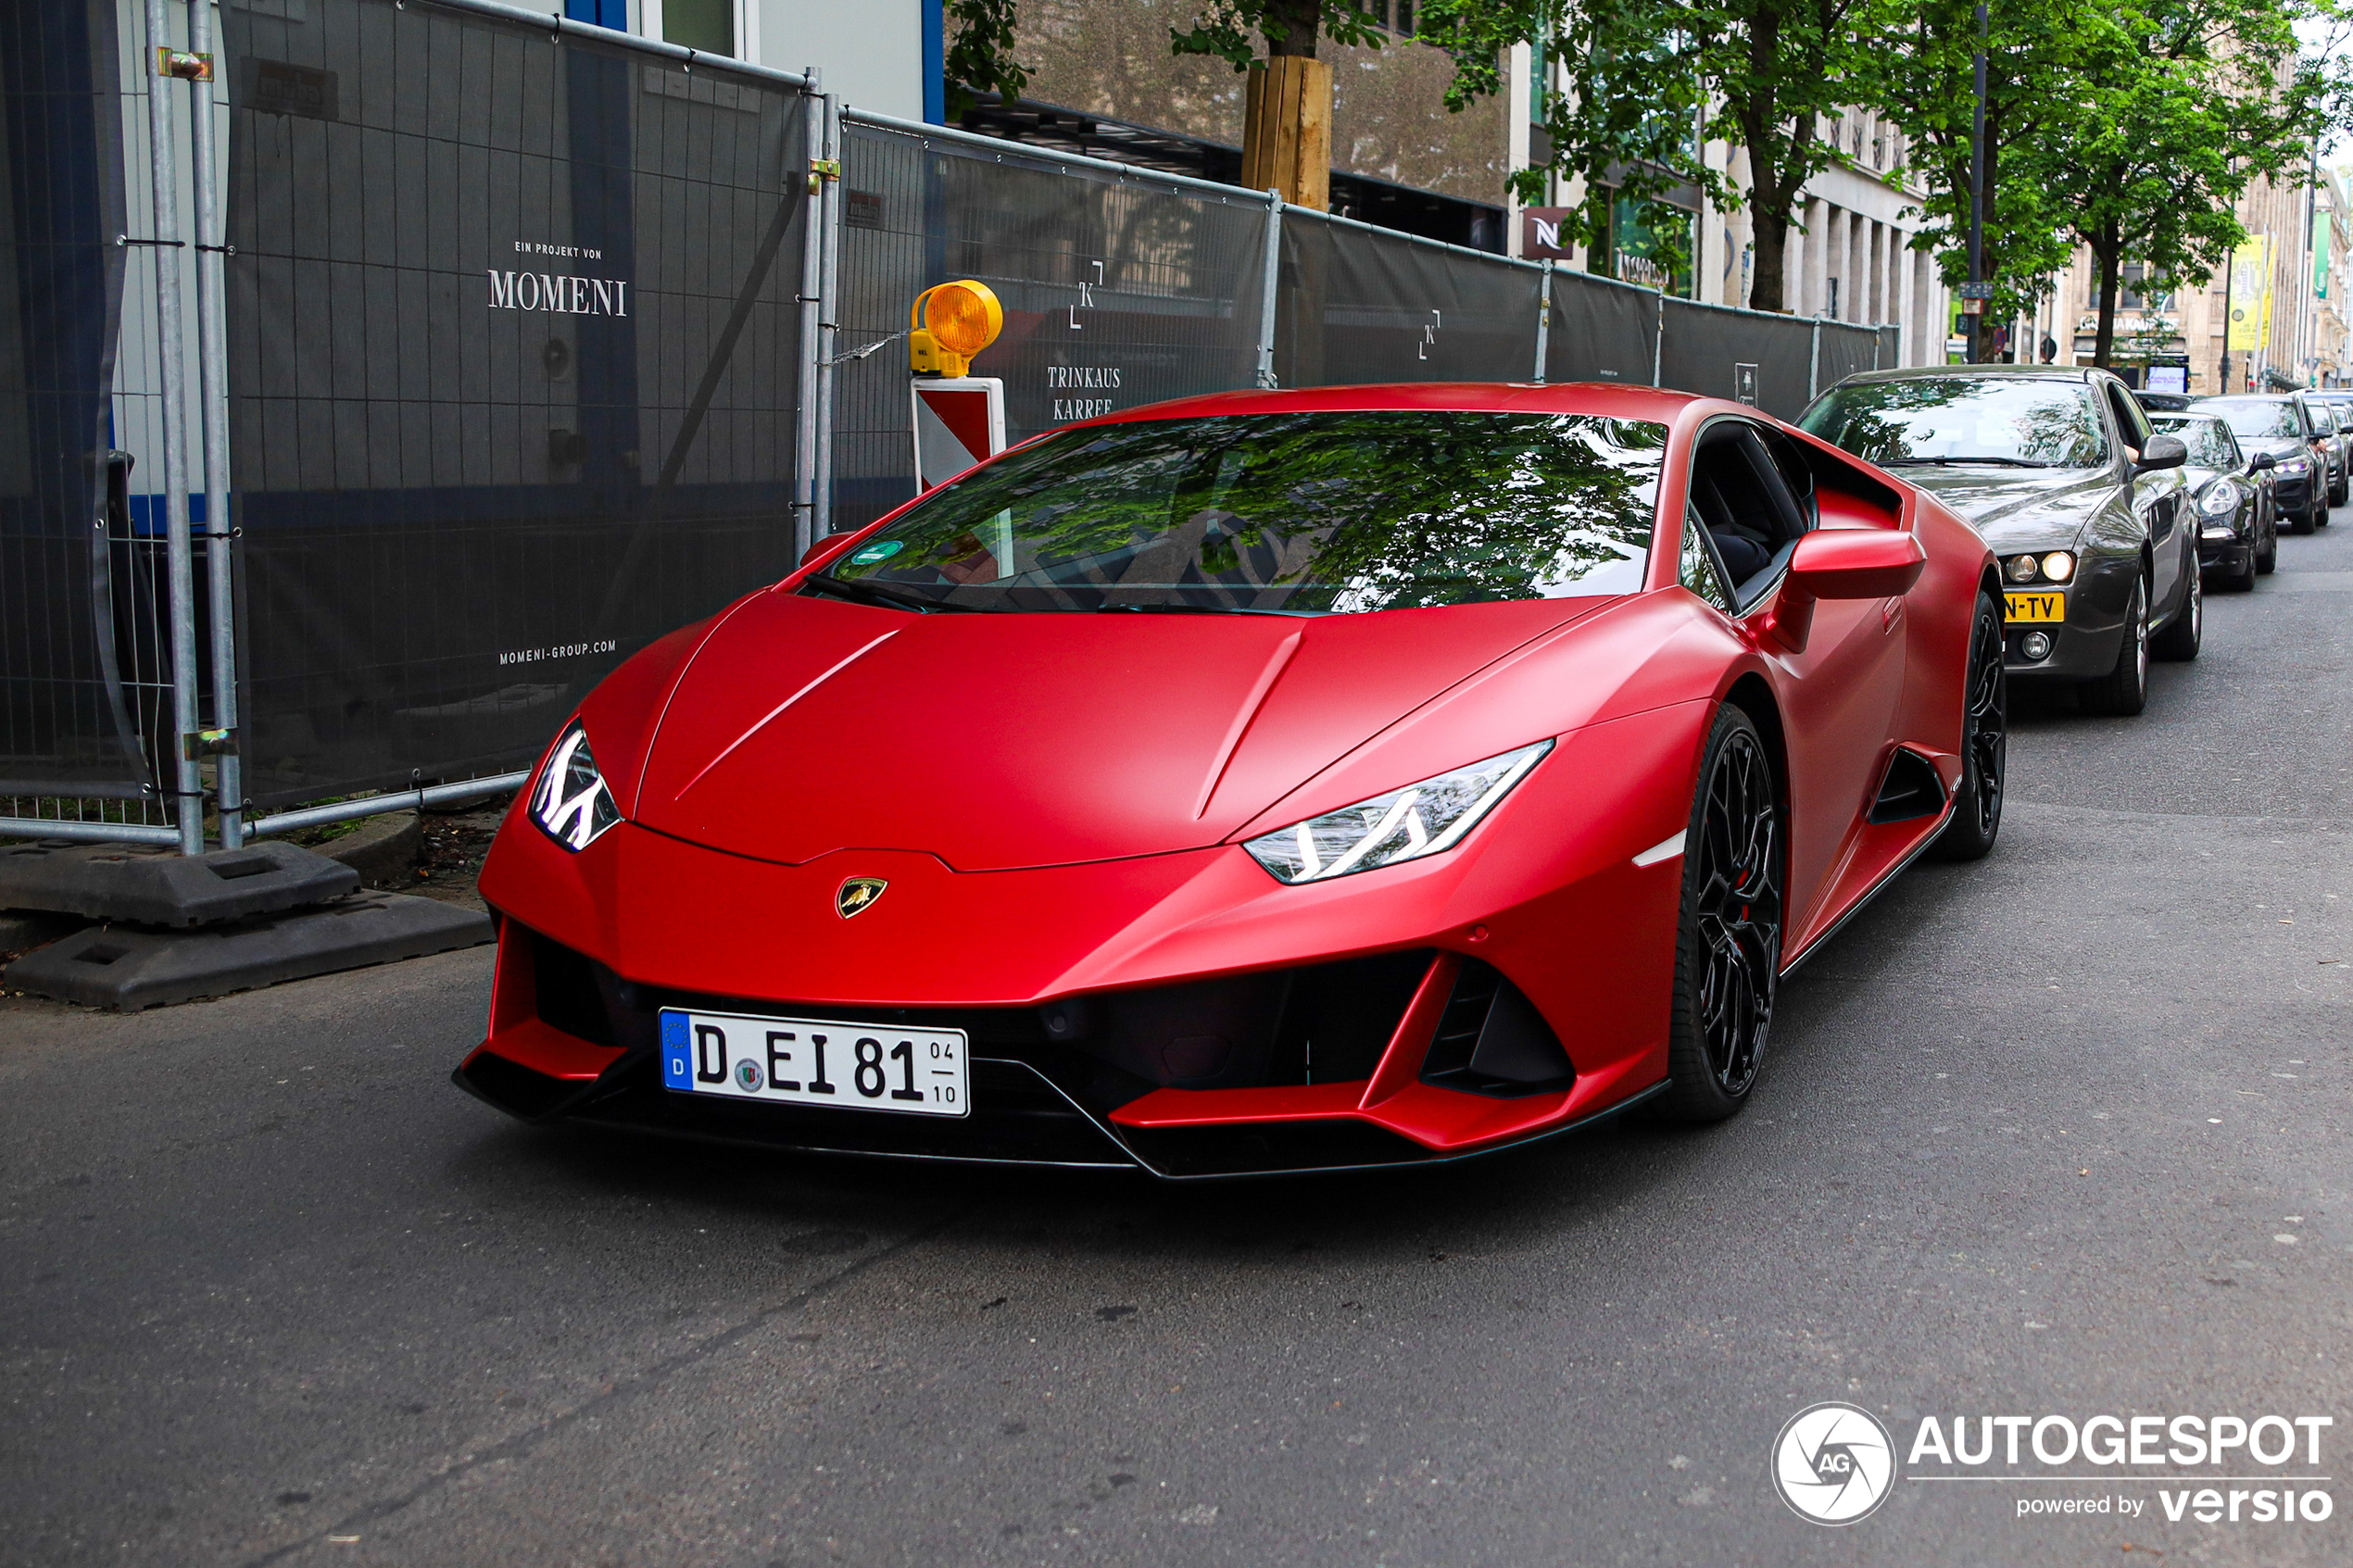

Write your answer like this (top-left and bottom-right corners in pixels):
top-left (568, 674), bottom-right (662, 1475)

top-left (459, 382), bottom-right (1996, 1175)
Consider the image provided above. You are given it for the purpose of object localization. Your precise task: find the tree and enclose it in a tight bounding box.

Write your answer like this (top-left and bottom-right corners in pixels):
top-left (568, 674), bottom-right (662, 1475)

top-left (2028, 0), bottom-right (2310, 370)
top-left (1416, 0), bottom-right (1886, 313)
top-left (1862, 1), bottom-right (2109, 360)
top-left (945, 2), bottom-right (1392, 207)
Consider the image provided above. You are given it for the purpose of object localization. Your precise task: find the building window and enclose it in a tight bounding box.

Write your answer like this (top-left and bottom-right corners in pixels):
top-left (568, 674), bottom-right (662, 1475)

top-left (664, 0), bottom-right (733, 55)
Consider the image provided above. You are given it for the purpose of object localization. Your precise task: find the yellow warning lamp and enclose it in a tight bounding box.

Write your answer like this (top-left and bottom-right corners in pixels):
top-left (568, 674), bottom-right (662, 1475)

top-left (908, 280), bottom-right (1003, 377)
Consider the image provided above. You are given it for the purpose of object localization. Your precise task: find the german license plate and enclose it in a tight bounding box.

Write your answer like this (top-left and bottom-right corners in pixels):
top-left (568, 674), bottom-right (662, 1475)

top-left (2004, 590), bottom-right (2064, 623)
top-left (660, 1008), bottom-right (968, 1117)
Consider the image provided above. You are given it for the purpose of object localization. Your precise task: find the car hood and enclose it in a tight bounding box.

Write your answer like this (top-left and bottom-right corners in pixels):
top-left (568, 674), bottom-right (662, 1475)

top-left (2238, 435), bottom-right (2307, 464)
top-left (1892, 464), bottom-right (2112, 549)
top-left (628, 590), bottom-right (1611, 871)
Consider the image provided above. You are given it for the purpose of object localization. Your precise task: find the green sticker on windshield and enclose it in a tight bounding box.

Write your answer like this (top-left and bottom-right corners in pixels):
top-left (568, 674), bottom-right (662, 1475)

top-left (848, 540), bottom-right (904, 565)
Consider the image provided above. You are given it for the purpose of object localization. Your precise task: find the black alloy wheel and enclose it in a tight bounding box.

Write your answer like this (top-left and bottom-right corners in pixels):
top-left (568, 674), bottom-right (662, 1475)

top-left (2289, 494), bottom-right (2317, 536)
top-left (2259, 511), bottom-right (2278, 574)
top-left (2079, 574), bottom-right (2150, 716)
top-left (1932, 591), bottom-right (2007, 861)
top-left (1660, 705), bottom-right (1783, 1122)
top-left (2152, 561), bottom-right (2201, 661)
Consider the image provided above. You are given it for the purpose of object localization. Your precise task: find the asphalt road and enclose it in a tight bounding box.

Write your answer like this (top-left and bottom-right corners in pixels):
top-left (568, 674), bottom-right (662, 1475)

top-left (6, 515), bottom-right (2350, 1568)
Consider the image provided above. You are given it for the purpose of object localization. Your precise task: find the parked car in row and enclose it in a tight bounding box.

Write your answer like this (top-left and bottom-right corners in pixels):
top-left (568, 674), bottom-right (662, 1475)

top-left (2192, 395), bottom-right (2328, 533)
top-left (1800, 365), bottom-right (2196, 717)
top-left (2148, 410), bottom-right (2277, 589)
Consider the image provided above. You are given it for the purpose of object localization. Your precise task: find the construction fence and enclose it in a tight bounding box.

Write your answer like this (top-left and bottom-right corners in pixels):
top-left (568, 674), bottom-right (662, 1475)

top-left (0, 0), bottom-right (1907, 852)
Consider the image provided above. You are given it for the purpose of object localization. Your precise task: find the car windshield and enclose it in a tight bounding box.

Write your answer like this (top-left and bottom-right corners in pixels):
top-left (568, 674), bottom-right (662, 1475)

top-left (801, 410), bottom-right (1667, 615)
top-left (1798, 377), bottom-right (2108, 468)
top-left (2149, 414), bottom-right (2237, 470)
top-left (2197, 398), bottom-right (2303, 439)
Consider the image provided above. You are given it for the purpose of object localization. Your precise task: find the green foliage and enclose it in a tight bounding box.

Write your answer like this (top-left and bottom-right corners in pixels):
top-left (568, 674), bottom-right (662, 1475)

top-left (1416, 1), bottom-right (1886, 306)
top-left (943, 0), bottom-right (1028, 119)
top-left (1168, 2), bottom-right (1390, 69)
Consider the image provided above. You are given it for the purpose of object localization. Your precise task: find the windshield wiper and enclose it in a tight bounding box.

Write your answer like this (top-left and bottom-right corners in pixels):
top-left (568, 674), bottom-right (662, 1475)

top-left (1881, 456), bottom-right (2064, 469)
top-left (802, 573), bottom-right (975, 613)
top-left (1094, 600), bottom-right (1318, 617)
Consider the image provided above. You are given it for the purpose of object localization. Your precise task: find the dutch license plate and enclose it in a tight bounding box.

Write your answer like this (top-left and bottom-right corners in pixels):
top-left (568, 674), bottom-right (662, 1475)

top-left (2004, 590), bottom-right (2064, 623)
top-left (660, 1008), bottom-right (968, 1117)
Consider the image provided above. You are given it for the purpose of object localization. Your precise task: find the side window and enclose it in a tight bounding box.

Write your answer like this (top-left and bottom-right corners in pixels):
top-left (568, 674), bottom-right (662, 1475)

top-left (2106, 383), bottom-right (2152, 452)
top-left (1679, 505), bottom-right (1732, 611)
top-left (1685, 424), bottom-right (1808, 611)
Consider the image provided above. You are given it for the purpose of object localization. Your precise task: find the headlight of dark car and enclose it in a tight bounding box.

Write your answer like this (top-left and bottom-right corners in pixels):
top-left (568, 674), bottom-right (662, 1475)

top-left (2003, 552), bottom-right (2075, 584)
top-left (2196, 478), bottom-right (2240, 519)
top-left (1243, 741), bottom-right (1553, 884)
top-left (531, 721), bottom-right (623, 851)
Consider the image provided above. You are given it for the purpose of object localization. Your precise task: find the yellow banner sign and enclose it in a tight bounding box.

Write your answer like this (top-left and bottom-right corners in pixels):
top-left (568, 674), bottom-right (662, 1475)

top-left (2228, 237), bottom-right (2272, 352)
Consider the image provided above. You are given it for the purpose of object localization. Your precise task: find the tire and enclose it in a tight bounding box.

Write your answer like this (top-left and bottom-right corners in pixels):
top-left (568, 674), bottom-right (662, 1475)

top-left (1657, 705), bottom-right (1782, 1123)
top-left (1931, 592), bottom-right (2007, 862)
top-left (2288, 497), bottom-right (2317, 536)
top-left (2258, 519), bottom-right (2278, 575)
top-left (2079, 575), bottom-right (2150, 716)
top-left (2151, 562), bottom-right (2201, 661)
top-left (2332, 471), bottom-right (2347, 507)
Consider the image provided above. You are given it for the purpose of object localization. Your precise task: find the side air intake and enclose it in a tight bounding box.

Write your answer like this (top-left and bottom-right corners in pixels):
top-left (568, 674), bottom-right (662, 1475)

top-left (1867, 748), bottom-right (1947, 824)
top-left (1417, 960), bottom-right (1576, 1098)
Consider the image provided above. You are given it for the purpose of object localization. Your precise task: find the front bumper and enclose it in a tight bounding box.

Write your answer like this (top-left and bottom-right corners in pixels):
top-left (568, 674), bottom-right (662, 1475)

top-left (455, 706), bottom-right (1705, 1175)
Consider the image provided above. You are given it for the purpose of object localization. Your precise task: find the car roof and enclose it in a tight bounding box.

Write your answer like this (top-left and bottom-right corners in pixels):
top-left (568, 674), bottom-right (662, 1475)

top-left (2196, 392), bottom-right (2296, 402)
top-left (1826, 364), bottom-right (2108, 389)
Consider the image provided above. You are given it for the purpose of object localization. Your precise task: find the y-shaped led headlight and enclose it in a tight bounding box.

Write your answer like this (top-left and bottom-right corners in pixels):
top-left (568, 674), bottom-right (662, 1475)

top-left (531, 721), bottom-right (622, 851)
top-left (1243, 740), bottom-right (1554, 884)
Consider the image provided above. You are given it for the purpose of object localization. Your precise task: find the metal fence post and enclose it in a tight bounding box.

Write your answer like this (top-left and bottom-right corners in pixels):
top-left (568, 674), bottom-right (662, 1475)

top-left (143, 0), bottom-right (204, 855)
top-left (187, 0), bottom-right (241, 848)
top-left (812, 92), bottom-right (843, 541)
top-left (1653, 286), bottom-right (1666, 386)
top-left (1808, 318), bottom-right (1823, 402)
top-left (1532, 258), bottom-right (1552, 383)
top-left (790, 69), bottom-right (824, 564)
top-left (1254, 187), bottom-right (1283, 388)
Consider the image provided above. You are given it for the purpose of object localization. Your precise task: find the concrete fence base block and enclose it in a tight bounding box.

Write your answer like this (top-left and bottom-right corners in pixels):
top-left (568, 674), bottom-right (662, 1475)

top-left (0, 840), bottom-right (360, 927)
top-left (6, 895), bottom-right (493, 1010)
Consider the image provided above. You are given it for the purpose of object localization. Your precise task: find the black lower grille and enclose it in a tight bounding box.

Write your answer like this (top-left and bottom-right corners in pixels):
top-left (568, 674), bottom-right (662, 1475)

top-left (514, 926), bottom-right (1433, 1114)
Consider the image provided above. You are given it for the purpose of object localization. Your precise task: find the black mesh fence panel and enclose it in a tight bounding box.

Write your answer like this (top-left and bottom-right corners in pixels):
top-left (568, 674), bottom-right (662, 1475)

top-left (0, 0), bottom-right (158, 805)
top-left (1544, 269), bottom-right (1660, 387)
top-left (831, 121), bottom-right (1267, 533)
top-left (1656, 298), bottom-right (1821, 420)
top-left (1273, 214), bottom-right (1543, 387)
top-left (220, 0), bottom-right (806, 806)
top-left (1815, 320), bottom-right (1883, 398)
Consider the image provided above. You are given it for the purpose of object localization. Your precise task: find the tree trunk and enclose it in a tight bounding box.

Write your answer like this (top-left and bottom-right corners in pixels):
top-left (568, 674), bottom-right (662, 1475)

top-left (1750, 204), bottom-right (1792, 313)
top-left (1240, 0), bottom-right (1329, 208)
top-left (2092, 227), bottom-right (2122, 369)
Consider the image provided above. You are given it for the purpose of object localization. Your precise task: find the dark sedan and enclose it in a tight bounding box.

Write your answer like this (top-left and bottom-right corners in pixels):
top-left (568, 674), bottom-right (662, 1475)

top-left (1802, 366), bottom-right (2196, 717)
top-left (2149, 410), bottom-right (2276, 588)
top-left (2192, 395), bottom-right (2327, 533)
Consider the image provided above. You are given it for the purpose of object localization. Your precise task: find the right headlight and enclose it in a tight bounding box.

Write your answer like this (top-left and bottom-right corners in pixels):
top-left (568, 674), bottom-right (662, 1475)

top-left (2196, 478), bottom-right (2241, 518)
top-left (1242, 741), bottom-right (1554, 884)
top-left (531, 721), bottom-right (622, 851)
top-left (2279, 456), bottom-right (2310, 476)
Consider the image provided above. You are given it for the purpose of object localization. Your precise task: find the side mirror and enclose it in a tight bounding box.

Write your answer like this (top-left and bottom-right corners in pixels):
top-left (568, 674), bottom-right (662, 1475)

top-left (2249, 450), bottom-right (2278, 472)
top-left (2134, 433), bottom-right (2187, 472)
top-left (1764, 529), bottom-right (1928, 653)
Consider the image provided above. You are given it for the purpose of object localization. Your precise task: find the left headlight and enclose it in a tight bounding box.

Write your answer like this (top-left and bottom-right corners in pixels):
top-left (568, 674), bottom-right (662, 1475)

top-left (1242, 740), bottom-right (1554, 884)
top-left (2196, 478), bottom-right (2241, 518)
top-left (531, 721), bottom-right (622, 851)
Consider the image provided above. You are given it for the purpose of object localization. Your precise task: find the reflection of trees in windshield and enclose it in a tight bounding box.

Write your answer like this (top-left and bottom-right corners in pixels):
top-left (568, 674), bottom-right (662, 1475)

top-left (814, 411), bottom-right (1667, 614)
top-left (1800, 379), bottom-right (2107, 467)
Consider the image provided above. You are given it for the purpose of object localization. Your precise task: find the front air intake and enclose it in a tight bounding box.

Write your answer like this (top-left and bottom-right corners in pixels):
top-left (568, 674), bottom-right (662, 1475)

top-left (1418, 960), bottom-right (1576, 1098)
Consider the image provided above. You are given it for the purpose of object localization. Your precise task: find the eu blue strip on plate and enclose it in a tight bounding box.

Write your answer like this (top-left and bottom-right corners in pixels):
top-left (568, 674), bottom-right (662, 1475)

top-left (661, 1010), bottom-right (691, 1087)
